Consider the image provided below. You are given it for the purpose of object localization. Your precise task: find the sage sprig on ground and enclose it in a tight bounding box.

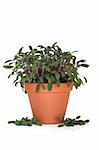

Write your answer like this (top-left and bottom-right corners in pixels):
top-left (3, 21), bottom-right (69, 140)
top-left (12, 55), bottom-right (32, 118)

top-left (8, 117), bottom-right (42, 126)
top-left (3, 42), bottom-right (89, 92)
top-left (57, 116), bottom-right (89, 127)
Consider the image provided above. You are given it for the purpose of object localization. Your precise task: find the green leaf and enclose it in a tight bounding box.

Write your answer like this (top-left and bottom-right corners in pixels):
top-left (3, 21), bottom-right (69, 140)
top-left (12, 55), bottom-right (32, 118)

top-left (21, 77), bottom-right (28, 83)
top-left (83, 77), bottom-right (87, 83)
top-left (46, 76), bottom-right (51, 83)
top-left (3, 65), bottom-right (13, 69)
top-left (21, 120), bottom-right (28, 126)
top-left (56, 46), bottom-right (62, 53)
top-left (45, 66), bottom-right (50, 72)
top-left (77, 120), bottom-right (85, 125)
top-left (39, 76), bottom-right (44, 83)
top-left (56, 80), bottom-right (60, 87)
top-left (36, 84), bottom-right (40, 93)
top-left (72, 50), bottom-right (79, 53)
top-left (85, 119), bottom-right (89, 123)
top-left (27, 121), bottom-right (33, 126)
top-left (13, 75), bottom-right (19, 83)
top-left (72, 56), bottom-right (76, 64)
top-left (76, 77), bottom-right (82, 86)
top-left (8, 121), bottom-right (15, 124)
top-left (15, 82), bottom-right (18, 86)
top-left (77, 59), bottom-right (86, 65)
top-left (15, 120), bottom-right (21, 126)
top-left (42, 83), bottom-right (46, 90)
top-left (32, 64), bottom-right (37, 71)
top-left (4, 60), bottom-right (13, 63)
top-left (76, 116), bottom-right (81, 119)
top-left (52, 42), bottom-right (58, 47)
top-left (18, 47), bottom-right (23, 54)
top-left (58, 124), bottom-right (64, 127)
top-left (28, 78), bottom-right (32, 83)
top-left (32, 118), bottom-right (38, 122)
top-left (29, 46), bottom-right (32, 50)
top-left (50, 75), bottom-right (55, 82)
top-left (47, 83), bottom-right (52, 91)
top-left (51, 70), bottom-right (56, 74)
top-left (8, 71), bottom-right (14, 78)
top-left (55, 72), bottom-right (60, 80)
top-left (37, 45), bottom-right (45, 48)
top-left (77, 64), bottom-right (89, 68)
top-left (60, 72), bottom-right (65, 78)
top-left (73, 81), bottom-right (79, 89)
top-left (34, 122), bottom-right (42, 126)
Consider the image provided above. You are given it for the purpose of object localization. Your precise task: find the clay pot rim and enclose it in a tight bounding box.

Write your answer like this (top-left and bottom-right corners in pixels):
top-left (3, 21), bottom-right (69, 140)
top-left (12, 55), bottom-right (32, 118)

top-left (24, 82), bottom-right (73, 85)
top-left (25, 82), bottom-right (73, 93)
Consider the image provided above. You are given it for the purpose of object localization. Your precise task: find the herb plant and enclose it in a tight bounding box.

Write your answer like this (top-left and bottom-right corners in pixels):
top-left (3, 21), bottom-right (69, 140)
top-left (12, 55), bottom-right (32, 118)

top-left (57, 116), bottom-right (89, 127)
top-left (3, 42), bottom-right (89, 92)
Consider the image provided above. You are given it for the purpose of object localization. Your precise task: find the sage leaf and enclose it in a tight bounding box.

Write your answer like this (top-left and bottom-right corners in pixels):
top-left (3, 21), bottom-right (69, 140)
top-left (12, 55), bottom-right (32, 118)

top-left (42, 83), bottom-right (46, 90)
top-left (77, 64), bottom-right (89, 68)
top-left (55, 72), bottom-right (60, 80)
top-left (3, 65), bottom-right (13, 69)
top-left (83, 77), bottom-right (87, 83)
top-left (76, 116), bottom-right (81, 119)
top-left (58, 124), bottom-right (64, 127)
top-left (47, 83), bottom-right (52, 91)
top-left (29, 46), bottom-right (32, 50)
top-left (5, 60), bottom-right (13, 63)
top-left (36, 84), bottom-right (40, 93)
top-left (77, 59), bottom-right (86, 65)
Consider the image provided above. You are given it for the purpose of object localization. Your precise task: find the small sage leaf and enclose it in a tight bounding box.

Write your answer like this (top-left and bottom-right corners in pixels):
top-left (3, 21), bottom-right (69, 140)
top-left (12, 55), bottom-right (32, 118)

top-left (52, 42), bottom-right (58, 47)
top-left (18, 47), bottom-right (23, 54)
top-left (29, 46), bottom-right (32, 50)
top-left (36, 84), bottom-right (40, 93)
top-left (55, 72), bottom-right (60, 80)
top-left (4, 60), bottom-right (13, 63)
top-left (58, 124), bottom-right (64, 127)
top-left (83, 77), bottom-right (87, 83)
top-left (77, 64), bottom-right (89, 68)
top-left (47, 83), bottom-right (52, 91)
top-left (32, 118), bottom-right (38, 122)
top-left (3, 65), bottom-right (13, 69)
top-left (77, 59), bottom-right (86, 65)
top-left (42, 83), bottom-right (46, 90)
top-left (76, 116), bottom-right (81, 119)
top-left (85, 119), bottom-right (89, 123)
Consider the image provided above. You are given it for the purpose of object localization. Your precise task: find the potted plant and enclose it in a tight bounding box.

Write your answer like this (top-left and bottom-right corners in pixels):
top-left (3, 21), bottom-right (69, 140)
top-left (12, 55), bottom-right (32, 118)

top-left (3, 42), bottom-right (89, 124)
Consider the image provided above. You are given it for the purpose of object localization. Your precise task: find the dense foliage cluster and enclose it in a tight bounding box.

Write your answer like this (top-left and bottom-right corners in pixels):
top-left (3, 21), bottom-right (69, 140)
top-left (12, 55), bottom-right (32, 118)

top-left (57, 116), bottom-right (89, 127)
top-left (3, 42), bottom-right (89, 92)
top-left (8, 117), bottom-right (42, 126)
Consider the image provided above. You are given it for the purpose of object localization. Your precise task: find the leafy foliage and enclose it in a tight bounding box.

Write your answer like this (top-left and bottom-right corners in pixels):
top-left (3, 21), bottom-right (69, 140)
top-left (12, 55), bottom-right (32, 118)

top-left (57, 116), bottom-right (89, 127)
top-left (8, 116), bottom-right (89, 127)
top-left (8, 117), bottom-right (42, 126)
top-left (3, 42), bottom-right (89, 92)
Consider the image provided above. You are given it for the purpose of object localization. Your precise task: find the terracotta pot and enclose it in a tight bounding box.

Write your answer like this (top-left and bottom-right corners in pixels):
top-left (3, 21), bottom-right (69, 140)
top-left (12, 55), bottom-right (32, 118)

top-left (25, 83), bottom-right (72, 124)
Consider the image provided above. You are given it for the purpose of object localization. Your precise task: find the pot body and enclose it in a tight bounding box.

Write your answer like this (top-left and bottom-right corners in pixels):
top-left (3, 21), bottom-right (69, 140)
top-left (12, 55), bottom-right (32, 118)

top-left (25, 83), bottom-right (72, 124)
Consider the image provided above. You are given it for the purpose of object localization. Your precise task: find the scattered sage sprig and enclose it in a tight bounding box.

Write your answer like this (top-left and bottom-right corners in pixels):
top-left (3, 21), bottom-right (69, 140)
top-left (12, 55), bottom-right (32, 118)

top-left (8, 116), bottom-right (89, 127)
top-left (57, 116), bottom-right (89, 127)
top-left (8, 117), bottom-right (42, 126)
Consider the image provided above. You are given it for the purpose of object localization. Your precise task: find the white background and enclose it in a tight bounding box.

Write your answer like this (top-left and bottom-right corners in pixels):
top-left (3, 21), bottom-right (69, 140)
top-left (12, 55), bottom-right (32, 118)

top-left (0, 0), bottom-right (99, 149)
